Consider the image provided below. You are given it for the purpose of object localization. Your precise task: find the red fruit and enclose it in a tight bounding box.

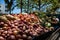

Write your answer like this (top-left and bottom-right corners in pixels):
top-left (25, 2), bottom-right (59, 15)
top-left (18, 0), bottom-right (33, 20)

top-left (0, 36), bottom-right (5, 40)
top-left (22, 34), bottom-right (27, 38)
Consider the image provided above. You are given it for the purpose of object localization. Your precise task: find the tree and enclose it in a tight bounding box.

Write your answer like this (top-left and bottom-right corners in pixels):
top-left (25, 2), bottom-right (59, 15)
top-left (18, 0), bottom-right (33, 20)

top-left (16, 0), bottom-right (23, 13)
top-left (20, 0), bottom-right (22, 13)
top-left (42, 0), bottom-right (60, 14)
top-left (4, 0), bottom-right (16, 14)
top-left (31, 0), bottom-right (47, 11)
top-left (16, 0), bottom-right (60, 13)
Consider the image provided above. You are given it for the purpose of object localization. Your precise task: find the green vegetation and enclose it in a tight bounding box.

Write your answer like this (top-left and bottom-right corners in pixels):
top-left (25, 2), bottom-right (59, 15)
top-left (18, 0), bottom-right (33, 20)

top-left (4, 0), bottom-right (60, 14)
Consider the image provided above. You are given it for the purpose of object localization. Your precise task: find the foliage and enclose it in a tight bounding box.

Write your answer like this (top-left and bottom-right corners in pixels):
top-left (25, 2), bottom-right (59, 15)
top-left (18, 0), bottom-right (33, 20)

top-left (4, 0), bottom-right (60, 14)
top-left (4, 0), bottom-right (16, 14)
top-left (16, 0), bottom-right (43, 13)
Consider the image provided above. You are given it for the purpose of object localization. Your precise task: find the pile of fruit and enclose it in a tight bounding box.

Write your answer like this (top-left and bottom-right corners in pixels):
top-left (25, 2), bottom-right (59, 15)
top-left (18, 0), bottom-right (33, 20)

top-left (0, 14), bottom-right (53, 40)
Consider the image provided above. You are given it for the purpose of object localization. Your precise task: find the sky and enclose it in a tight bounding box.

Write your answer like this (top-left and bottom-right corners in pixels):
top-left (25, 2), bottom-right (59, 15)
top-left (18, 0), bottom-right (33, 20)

top-left (0, 0), bottom-right (4, 4)
top-left (0, 0), bottom-right (20, 13)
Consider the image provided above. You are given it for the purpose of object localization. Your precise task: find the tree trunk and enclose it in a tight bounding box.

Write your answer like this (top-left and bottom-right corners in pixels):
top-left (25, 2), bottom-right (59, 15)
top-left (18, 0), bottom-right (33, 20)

top-left (9, 10), bottom-right (11, 14)
top-left (38, 0), bottom-right (40, 10)
top-left (21, 0), bottom-right (22, 13)
top-left (27, 0), bottom-right (29, 13)
top-left (9, 8), bottom-right (11, 14)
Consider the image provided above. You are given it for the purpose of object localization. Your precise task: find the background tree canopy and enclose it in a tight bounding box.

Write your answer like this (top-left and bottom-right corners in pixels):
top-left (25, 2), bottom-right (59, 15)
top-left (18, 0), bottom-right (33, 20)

top-left (4, 0), bottom-right (60, 14)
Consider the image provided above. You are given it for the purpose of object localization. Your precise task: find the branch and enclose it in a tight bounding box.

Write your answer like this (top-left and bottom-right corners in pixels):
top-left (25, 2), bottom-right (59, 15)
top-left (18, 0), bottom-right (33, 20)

top-left (11, 3), bottom-right (19, 11)
top-left (40, 3), bottom-right (49, 9)
top-left (4, 0), bottom-right (9, 4)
